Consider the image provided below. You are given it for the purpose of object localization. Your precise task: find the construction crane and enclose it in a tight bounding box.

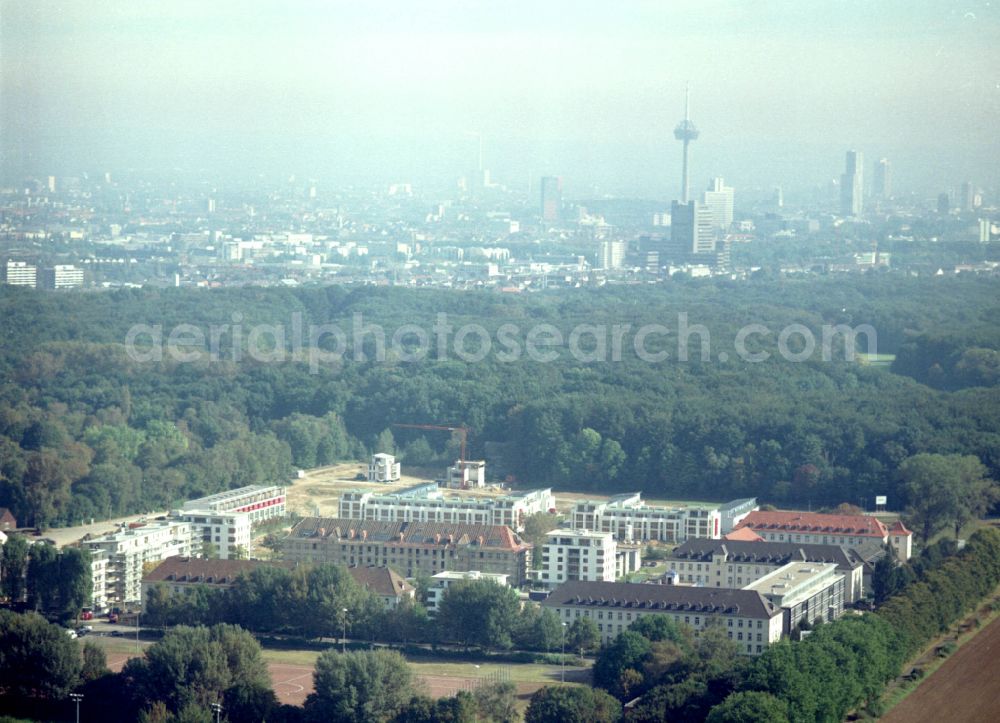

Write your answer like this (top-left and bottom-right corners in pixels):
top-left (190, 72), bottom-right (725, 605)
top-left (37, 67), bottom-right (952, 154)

top-left (392, 423), bottom-right (468, 465)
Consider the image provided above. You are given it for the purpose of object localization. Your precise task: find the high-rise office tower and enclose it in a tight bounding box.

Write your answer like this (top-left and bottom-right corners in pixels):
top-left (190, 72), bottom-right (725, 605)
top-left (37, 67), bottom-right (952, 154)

top-left (873, 158), bottom-right (891, 199)
top-left (673, 86), bottom-right (699, 204)
top-left (704, 178), bottom-right (734, 230)
top-left (540, 176), bottom-right (562, 222)
top-left (840, 150), bottom-right (864, 216)
top-left (669, 200), bottom-right (715, 257)
top-left (961, 181), bottom-right (975, 211)
top-left (937, 193), bottom-right (950, 214)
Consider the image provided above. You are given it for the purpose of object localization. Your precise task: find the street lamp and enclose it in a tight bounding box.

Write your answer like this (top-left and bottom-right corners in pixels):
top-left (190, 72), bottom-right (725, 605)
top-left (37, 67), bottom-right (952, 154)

top-left (561, 622), bottom-right (567, 683)
top-left (342, 608), bottom-right (348, 653)
top-left (69, 692), bottom-right (83, 723)
top-left (210, 701), bottom-right (223, 723)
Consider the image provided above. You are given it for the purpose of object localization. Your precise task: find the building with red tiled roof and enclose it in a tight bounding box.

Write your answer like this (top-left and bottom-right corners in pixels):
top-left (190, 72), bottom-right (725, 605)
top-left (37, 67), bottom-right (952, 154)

top-left (723, 527), bottom-right (764, 542)
top-left (140, 556), bottom-right (294, 604)
top-left (283, 518), bottom-right (532, 586)
top-left (734, 510), bottom-right (912, 560)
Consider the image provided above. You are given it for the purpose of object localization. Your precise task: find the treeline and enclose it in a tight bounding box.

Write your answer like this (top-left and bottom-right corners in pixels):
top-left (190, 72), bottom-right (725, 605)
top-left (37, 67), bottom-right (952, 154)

top-left (703, 526), bottom-right (1000, 722)
top-left (0, 536), bottom-right (91, 622)
top-left (1, 276), bottom-right (999, 527)
top-left (892, 326), bottom-right (1000, 390)
top-left (0, 611), bottom-right (522, 723)
top-left (146, 568), bottom-right (567, 653)
top-left (571, 527), bottom-right (1000, 721)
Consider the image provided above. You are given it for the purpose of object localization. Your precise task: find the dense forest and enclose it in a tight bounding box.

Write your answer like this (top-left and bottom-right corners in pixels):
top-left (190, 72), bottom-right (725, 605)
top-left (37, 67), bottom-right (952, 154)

top-left (0, 275), bottom-right (998, 527)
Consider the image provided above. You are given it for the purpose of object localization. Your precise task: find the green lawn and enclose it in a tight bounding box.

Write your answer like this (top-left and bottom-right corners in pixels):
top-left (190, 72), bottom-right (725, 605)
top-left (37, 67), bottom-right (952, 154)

top-left (858, 352), bottom-right (896, 366)
top-left (405, 657), bottom-right (587, 684)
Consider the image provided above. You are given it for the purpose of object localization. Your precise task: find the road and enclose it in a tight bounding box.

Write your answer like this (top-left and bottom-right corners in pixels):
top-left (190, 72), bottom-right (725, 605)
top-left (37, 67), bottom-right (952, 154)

top-left (44, 510), bottom-right (168, 548)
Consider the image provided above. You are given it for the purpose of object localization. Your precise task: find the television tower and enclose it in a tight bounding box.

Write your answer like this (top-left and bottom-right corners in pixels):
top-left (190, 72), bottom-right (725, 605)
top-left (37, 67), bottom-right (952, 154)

top-left (673, 84), bottom-right (699, 203)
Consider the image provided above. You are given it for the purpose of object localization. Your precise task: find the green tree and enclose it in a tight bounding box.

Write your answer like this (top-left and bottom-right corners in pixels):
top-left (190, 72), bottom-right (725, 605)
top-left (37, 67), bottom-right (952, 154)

top-left (872, 553), bottom-right (902, 605)
top-left (705, 691), bottom-right (790, 723)
top-left (514, 605), bottom-right (563, 651)
top-left (57, 547), bottom-right (92, 621)
top-left (374, 428), bottom-right (396, 455)
top-left (0, 610), bottom-right (82, 700)
top-left (437, 579), bottom-right (520, 650)
top-left (566, 617), bottom-right (600, 656)
top-left (391, 692), bottom-right (477, 723)
top-left (81, 640), bottom-right (109, 682)
top-left (123, 624), bottom-right (269, 715)
top-left (521, 512), bottom-right (563, 548)
top-left (0, 533), bottom-right (30, 602)
top-left (472, 681), bottom-right (518, 723)
top-left (304, 648), bottom-right (415, 723)
top-left (524, 686), bottom-right (621, 723)
top-left (899, 454), bottom-right (998, 542)
top-left (26, 542), bottom-right (60, 613)
top-left (593, 630), bottom-right (651, 700)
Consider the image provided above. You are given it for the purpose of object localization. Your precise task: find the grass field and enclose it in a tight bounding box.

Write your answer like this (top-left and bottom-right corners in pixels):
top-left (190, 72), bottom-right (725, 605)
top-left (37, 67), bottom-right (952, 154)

top-left (858, 352), bottom-right (896, 366)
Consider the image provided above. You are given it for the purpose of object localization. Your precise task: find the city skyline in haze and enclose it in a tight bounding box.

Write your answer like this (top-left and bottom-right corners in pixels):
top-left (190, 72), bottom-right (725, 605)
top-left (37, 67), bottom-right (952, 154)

top-left (2, 1), bottom-right (998, 198)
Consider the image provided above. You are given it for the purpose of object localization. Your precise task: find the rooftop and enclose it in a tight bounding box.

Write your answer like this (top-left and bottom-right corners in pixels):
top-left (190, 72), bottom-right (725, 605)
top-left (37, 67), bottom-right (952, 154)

top-left (347, 566), bottom-right (414, 598)
top-left (142, 556), bottom-right (293, 585)
top-left (182, 484), bottom-right (285, 508)
top-left (723, 528), bottom-right (764, 542)
top-left (670, 538), bottom-right (862, 569)
top-left (737, 510), bottom-right (889, 537)
top-left (541, 580), bottom-right (780, 619)
top-left (288, 517), bottom-right (530, 551)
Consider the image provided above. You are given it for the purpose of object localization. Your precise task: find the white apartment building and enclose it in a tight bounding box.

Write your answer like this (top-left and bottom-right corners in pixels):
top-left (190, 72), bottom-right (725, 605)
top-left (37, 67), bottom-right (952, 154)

top-left (368, 453), bottom-right (401, 483)
top-left (89, 549), bottom-right (110, 612)
top-left (447, 460), bottom-right (486, 488)
top-left (41, 265), bottom-right (84, 289)
top-left (425, 570), bottom-right (510, 613)
top-left (570, 493), bottom-right (723, 543)
top-left (339, 484), bottom-right (553, 533)
top-left (743, 562), bottom-right (846, 634)
top-left (176, 484), bottom-right (287, 559)
top-left (181, 484), bottom-right (286, 523)
top-left (3, 260), bottom-right (37, 287)
top-left (175, 510), bottom-right (252, 560)
top-left (83, 519), bottom-right (197, 607)
top-left (538, 529), bottom-right (617, 588)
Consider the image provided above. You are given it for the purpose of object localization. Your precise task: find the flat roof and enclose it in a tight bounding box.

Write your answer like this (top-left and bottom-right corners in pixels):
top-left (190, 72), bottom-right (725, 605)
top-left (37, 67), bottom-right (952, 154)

top-left (743, 562), bottom-right (841, 604)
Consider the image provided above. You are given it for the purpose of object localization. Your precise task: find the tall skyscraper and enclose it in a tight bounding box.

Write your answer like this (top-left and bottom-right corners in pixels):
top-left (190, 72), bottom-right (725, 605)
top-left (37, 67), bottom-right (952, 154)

top-left (673, 86), bottom-right (699, 203)
top-left (668, 200), bottom-right (715, 258)
top-left (873, 158), bottom-right (891, 199)
top-left (937, 193), bottom-right (950, 214)
top-left (961, 181), bottom-right (975, 211)
top-left (703, 178), bottom-right (734, 230)
top-left (840, 150), bottom-right (864, 216)
top-left (540, 176), bottom-right (562, 222)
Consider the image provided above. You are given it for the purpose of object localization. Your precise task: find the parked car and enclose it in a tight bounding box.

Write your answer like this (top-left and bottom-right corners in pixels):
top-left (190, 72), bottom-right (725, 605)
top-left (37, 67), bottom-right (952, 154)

top-left (65, 629), bottom-right (77, 639)
top-left (109, 630), bottom-right (123, 637)
top-left (80, 608), bottom-right (94, 621)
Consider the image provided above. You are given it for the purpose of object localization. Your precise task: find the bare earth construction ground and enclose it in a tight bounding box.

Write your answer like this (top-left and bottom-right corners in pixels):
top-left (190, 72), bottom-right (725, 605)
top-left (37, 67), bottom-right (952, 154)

top-left (882, 615), bottom-right (1000, 723)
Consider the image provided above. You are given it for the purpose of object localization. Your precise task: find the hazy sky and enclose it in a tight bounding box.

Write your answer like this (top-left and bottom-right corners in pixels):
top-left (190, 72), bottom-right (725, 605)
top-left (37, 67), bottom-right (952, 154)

top-left (2, 0), bottom-right (998, 197)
